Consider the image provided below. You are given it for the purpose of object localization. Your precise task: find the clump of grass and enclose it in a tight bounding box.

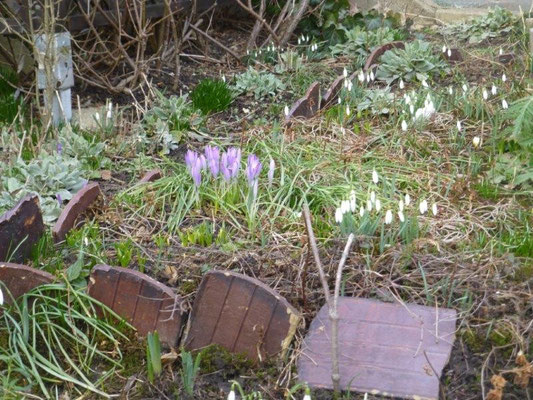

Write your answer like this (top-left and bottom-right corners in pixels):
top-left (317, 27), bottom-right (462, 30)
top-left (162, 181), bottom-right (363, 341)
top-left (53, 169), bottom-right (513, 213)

top-left (191, 78), bottom-right (233, 114)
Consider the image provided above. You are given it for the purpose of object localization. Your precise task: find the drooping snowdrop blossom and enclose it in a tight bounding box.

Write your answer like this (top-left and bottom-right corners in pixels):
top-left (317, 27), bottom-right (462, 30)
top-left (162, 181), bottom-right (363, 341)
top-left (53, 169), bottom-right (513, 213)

top-left (399, 79), bottom-right (405, 89)
top-left (422, 79), bottom-right (428, 88)
top-left (349, 190), bottom-right (356, 212)
top-left (227, 388), bottom-right (236, 400)
top-left (405, 193), bottom-right (411, 206)
top-left (358, 70), bottom-right (365, 83)
top-left (284, 105), bottom-right (290, 117)
top-left (491, 84), bottom-right (497, 96)
top-left (448, 86), bottom-right (453, 95)
top-left (268, 158), bottom-right (275, 185)
top-left (366, 199), bottom-right (372, 211)
top-left (343, 67), bottom-right (348, 78)
top-left (462, 83), bottom-right (468, 93)
top-left (372, 169), bottom-right (379, 184)
top-left (447, 48), bottom-right (452, 58)
top-left (502, 99), bottom-right (509, 109)
top-left (246, 154), bottom-right (262, 186)
top-left (431, 202), bottom-right (438, 216)
top-left (347, 80), bottom-right (353, 91)
top-left (370, 191), bottom-right (376, 203)
top-left (359, 206), bottom-right (365, 217)
top-left (410, 104), bottom-right (415, 115)
top-left (303, 387), bottom-right (312, 400)
top-left (346, 105), bottom-right (351, 116)
top-left (419, 199), bottom-right (428, 215)
top-left (398, 199), bottom-right (404, 212)
top-left (385, 210), bottom-right (393, 224)
top-left (95, 112), bottom-right (100, 122)
top-left (442, 45), bottom-right (447, 53)
top-left (106, 102), bottom-right (113, 120)
top-left (499, 47), bottom-right (503, 56)
top-left (457, 120), bottom-right (462, 131)
top-left (370, 70), bottom-right (375, 81)
top-left (401, 120), bottom-right (408, 131)
top-left (335, 207), bottom-right (343, 224)
top-left (338, 97), bottom-right (342, 105)
top-left (341, 200), bottom-right (350, 215)
top-left (502, 73), bottom-right (507, 82)
top-left (398, 210), bottom-right (405, 222)
top-left (482, 89), bottom-right (488, 100)
top-left (0, 286), bottom-right (3, 306)
top-left (375, 199), bottom-right (381, 212)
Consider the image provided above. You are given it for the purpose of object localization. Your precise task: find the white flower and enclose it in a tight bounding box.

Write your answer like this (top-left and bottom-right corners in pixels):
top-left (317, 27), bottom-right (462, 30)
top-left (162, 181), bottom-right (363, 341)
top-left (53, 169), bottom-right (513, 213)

top-left (228, 390), bottom-right (236, 400)
top-left (222, 75), bottom-right (226, 83)
top-left (432, 202), bottom-right (438, 216)
top-left (502, 99), bottom-right (509, 109)
top-left (306, 35), bottom-right (310, 42)
top-left (419, 199), bottom-right (428, 215)
top-left (491, 85), bottom-right (497, 95)
top-left (370, 70), bottom-right (375, 81)
top-left (0, 287), bottom-right (3, 306)
top-left (359, 206), bottom-right (365, 217)
top-left (343, 67), bottom-right (348, 78)
top-left (405, 193), bottom-right (411, 206)
top-left (366, 73), bottom-right (370, 83)
top-left (482, 89), bottom-right (488, 100)
top-left (350, 197), bottom-right (356, 212)
top-left (385, 210), bottom-right (393, 224)
top-left (303, 394), bottom-right (312, 400)
top-left (422, 79), bottom-right (428, 88)
top-left (95, 113), bottom-right (100, 122)
top-left (472, 136), bottom-right (481, 148)
top-left (346, 105), bottom-right (350, 116)
top-left (298, 38), bottom-right (301, 45)
top-left (462, 84), bottom-right (468, 92)
top-left (499, 47), bottom-right (503, 56)
top-left (405, 94), bottom-right (410, 104)
top-left (372, 169), bottom-right (379, 184)
top-left (344, 79), bottom-right (348, 89)
top-left (447, 49), bottom-right (452, 58)
top-left (399, 79), bottom-right (405, 89)
top-left (502, 73), bottom-right (507, 82)
top-left (370, 191), bottom-right (376, 203)
top-left (335, 207), bottom-right (343, 224)
top-left (375, 199), bottom-right (381, 212)
top-left (366, 199), bottom-right (372, 211)
top-left (442, 45), bottom-right (447, 53)
top-left (401, 120), bottom-right (408, 131)
top-left (338, 97), bottom-right (342, 105)
top-left (457, 120), bottom-right (462, 131)
top-left (358, 71), bottom-right (365, 82)
top-left (284, 105), bottom-right (290, 116)
top-left (341, 200), bottom-right (350, 215)
top-left (448, 86), bottom-right (453, 95)
top-left (243, 107), bottom-right (250, 114)
top-left (410, 104), bottom-right (415, 115)
top-left (398, 210), bottom-right (405, 222)
top-left (347, 81), bottom-right (353, 91)
top-left (399, 199), bottom-right (404, 212)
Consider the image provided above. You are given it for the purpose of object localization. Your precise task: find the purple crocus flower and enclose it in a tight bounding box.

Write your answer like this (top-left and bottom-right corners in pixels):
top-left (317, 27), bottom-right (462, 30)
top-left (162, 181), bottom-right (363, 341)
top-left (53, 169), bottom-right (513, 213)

top-left (57, 142), bottom-right (63, 155)
top-left (204, 145), bottom-right (220, 177)
top-left (221, 147), bottom-right (242, 181)
top-left (185, 149), bottom-right (203, 187)
top-left (56, 193), bottom-right (62, 206)
top-left (267, 158), bottom-right (275, 186)
top-left (246, 154), bottom-right (262, 185)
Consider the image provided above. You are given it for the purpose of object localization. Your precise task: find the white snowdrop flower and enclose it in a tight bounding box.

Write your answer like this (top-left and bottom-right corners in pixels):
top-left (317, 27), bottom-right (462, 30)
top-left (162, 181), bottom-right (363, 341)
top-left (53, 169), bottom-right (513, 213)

top-left (306, 35), bottom-right (310, 42)
top-left (335, 207), bottom-right (343, 224)
top-left (345, 105), bottom-right (350, 116)
top-left (502, 73), bottom-right (507, 82)
top-left (370, 191), bottom-right (376, 203)
top-left (372, 169), bottom-right (379, 184)
top-left (462, 84), bottom-right (468, 92)
top-left (442, 45), bottom-right (447, 53)
top-left (95, 113), bottom-right (100, 122)
top-left (410, 104), bottom-right (415, 115)
top-left (243, 107), bottom-right (250, 114)
top-left (491, 85), bottom-right (497, 95)
top-left (448, 86), bottom-right (453, 95)
top-left (398, 199), bottom-right (404, 212)
top-left (370, 70), bottom-right (375, 81)
top-left (431, 202), bottom-right (438, 216)
top-left (422, 79), bottom-right (428, 88)
top-left (482, 89), bottom-right (488, 100)
top-left (419, 199), bottom-right (428, 215)
top-left (366, 199), bottom-right (373, 211)
top-left (0, 286), bottom-right (3, 306)
top-left (259, 49), bottom-right (262, 55)
top-left (447, 48), bottom-right (452, 57)
top-left (401, 120), bottom-right (408, 131)
top-left (375, 199), bottom-right (382, 212)
top-left (359, 206), bottom-right (365, 217)
top-left (284, 105), bottom-right (290, 116)
top-left (473, 136), bottom-right (481, 148)
top-left (364, 394), bottom-right (369, 400)
top-left (344, 79), bottom-right (348, 89)
top-left (246, 49), bottom-right (250, 55)
top-left (222, 75), bottom-right (226, 83)
top-left (499, 47), bottom-right (503, 56)
top-left (303, 394), bottom-right (312, 400)
top-left (399, 79), bottom-right (405, 89)
top-left (298, 38), bottom-right (302, 45)
top-left (106, 108), bottom-right (112, 120)
top-left (342, 200), bottom-right (351, 215)
top-left (343, 67), bottom-right (348, 78)
top-left (385, 210), bottom-right (393, 224)
top-left (228, 390), bottom-right (236, 400)
top-left (350, 197), bottom-right (356, 212)
top-left (338, 97), bottom-right (342, 104)
top-left (404, 94), bottom-right (410, 104)
top-left (502, 99), bottom-right (509, 109)
top-left (405, 193), bottom-right (411, 206)
top-left (398, 210), bottom-right (405, 222)
top-left (457, 120), bottom-right (462, 131)
top-left (365, 73), bottom-right (370, 83)
top-left (347, 80), bottom-right (353, 91)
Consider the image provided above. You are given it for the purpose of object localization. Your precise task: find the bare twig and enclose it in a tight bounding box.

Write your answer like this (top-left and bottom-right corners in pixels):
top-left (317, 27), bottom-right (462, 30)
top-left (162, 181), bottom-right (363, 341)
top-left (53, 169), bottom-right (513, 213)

top-left (189, 23), bottom-right (242, 63)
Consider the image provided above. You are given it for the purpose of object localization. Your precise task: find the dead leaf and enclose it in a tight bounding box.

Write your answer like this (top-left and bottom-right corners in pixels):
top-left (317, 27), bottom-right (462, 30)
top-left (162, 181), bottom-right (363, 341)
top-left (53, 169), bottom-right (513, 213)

top-left (163, 265), bottom-right (179, 286)
top-left (513, 351), bottom-right (533, 388)
top-left (100, 170), bottom-right (112, 180)
top-left (161, 348), bottom-right (179, 365)
top-left (487, 374), bottom-right (506, 400)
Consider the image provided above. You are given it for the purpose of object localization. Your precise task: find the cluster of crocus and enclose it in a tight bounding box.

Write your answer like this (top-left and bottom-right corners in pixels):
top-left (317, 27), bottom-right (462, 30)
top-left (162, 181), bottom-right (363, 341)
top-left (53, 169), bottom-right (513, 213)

top-left (185, 149), bottom-right (206, 186)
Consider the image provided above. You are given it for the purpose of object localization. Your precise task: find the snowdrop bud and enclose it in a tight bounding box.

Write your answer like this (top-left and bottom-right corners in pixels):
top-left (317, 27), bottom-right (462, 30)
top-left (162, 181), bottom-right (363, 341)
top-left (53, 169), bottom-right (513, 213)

top-left (335, 207), bottom-right (343, 224)
top-left (447, 49), bottom-right (452, 58)
top-left (448, 86), bottom-right (453, 95)
top-left (350, 197), bottom-right (356, 212)
top-left (306, 35), bottom-right (310, 42)
top-left (358, 71), bottom-right (365, 82)
top-left (462, 84), bottom-right (468, 92)
top-left (442, 45), bottom-right (447, 53)
top-left (502, 99), bottom-right (508, 109)
top-left (367, 199), bottom-right (373, 211)
top-left (228, 390), bottom-right (236, 400)
top-left (366, 73), bottom-right (370, 83)
top-left (431, 202), bottom-right (438, 216)
top-left (398, 210), bottom-right (405, 222)
top-left (372, 169), bottom-right (379, 184)
top-left (399, 199), bottom-right (404, 212)
top-left (370, 191), bottom-right (376, 203)
top-left (405, 193), bottom-right (411, 206)
top-left (419, 199), bottom-right (428, 215)
top-left (284, 105), bottom-right (290, 116)
top-left (375, 199), bottom-right (381, 212)
top-left (410, 104), bottom-right (415, 115)
top-left (348, 81), bottom-right (353, 91)
top-left (344, 79), bottom-right (348, 88)
top-left (457, 120), bottom-right (462, 131)
top-left (385, 210), bottom-right (393, 224)
top-left (345, 105), bottom-right (350, 116)
top-left (343, 67), bottom-right (348, 78)
top-left (401, 120), bottom-right (408, 131)
top-left (359, 206), bottom-right (365, 217)
top-left (422, 79), bottom-right (428, 88)
top-left (338, 97), bottom-right (342, 105)
top-left (499, 47), bottom-right (503, 56)
top-left (502, 73), bottom-right (507, 82)
top-left (482, 89), bottom-right (488, 100)
top-left (399, 79), bottom-right (405, 89)
top-left (472, 136), bottom-right (481, 148)
top-left (491, 85), bottom-right (497, 95)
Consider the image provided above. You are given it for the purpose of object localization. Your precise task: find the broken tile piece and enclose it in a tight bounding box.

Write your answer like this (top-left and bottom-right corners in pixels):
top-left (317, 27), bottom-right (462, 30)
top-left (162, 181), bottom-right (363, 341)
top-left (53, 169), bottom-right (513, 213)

top-left (139, 169), bottom-right (162, 183)
top-left (185, 270), bottom-right (301, 361)
top-left (364, 41), bottom-right (405, 71)
top-left (0, 195), bottom-right (45, 263)
top-left (298, 297), bottom-right (457, 400)
top-left (0, 263), bottom-right (54, 304)
top-left (52, 182), bottom-right (102, 243)
top-left (285, 82), bottom-right (321, 122)
top-left (321, 75), bottom-right (345, 109)
top-left (87, 264), bottom-right (186, 347)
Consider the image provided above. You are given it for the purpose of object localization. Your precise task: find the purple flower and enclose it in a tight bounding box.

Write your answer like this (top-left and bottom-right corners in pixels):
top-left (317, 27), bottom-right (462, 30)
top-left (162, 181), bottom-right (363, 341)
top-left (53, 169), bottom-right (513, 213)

top-left (57, 142), bottom-right (63, 155)
top-left (221, 147), bottom-right (242, 182)
top-left (246, 154), bottom-right (262, 185)
top-left (185, 149), bottom-right (203, 187)
top-left (56, 193), bottom-right (62, 206)
top-left (204, 145), bottom-right (220, 177)
top-left (267, 158), bottom-right (275, 186)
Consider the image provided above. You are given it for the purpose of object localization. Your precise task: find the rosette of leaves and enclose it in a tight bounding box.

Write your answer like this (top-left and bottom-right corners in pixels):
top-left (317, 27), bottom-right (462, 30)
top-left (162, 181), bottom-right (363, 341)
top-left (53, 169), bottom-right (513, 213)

top-left (58, 127), bottom-right (109, 173)
top-left (330, 26), bottom-right (404, 68)
top-left (233, 67), bottom-right (285, 99)
top-left (441, 7), bottom-right (517, 44)
top-left (0, 152), bottom-right (87, 223)
top-left (191, 78), bottom-right (233, 114)
top-left (376, 40), bottom-right (449, 85)
top-left (357, 88), bottom-right (395, 115)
